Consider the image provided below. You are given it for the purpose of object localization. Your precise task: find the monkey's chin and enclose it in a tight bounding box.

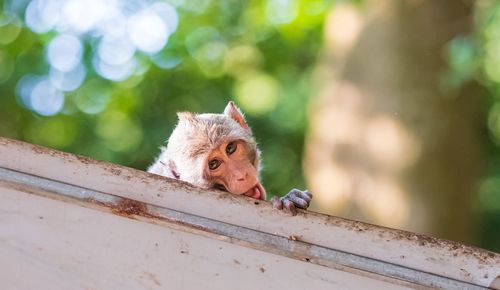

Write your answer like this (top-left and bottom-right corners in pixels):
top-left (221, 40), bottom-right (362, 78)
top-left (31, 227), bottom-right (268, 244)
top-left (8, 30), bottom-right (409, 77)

top-left (243, 183), bottom-right (265, 200)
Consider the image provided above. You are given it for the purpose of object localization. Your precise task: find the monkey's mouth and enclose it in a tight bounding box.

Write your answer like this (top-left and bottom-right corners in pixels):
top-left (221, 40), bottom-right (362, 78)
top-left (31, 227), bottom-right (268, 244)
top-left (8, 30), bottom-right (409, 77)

top-left (243, 183), bottom-right (265, 200)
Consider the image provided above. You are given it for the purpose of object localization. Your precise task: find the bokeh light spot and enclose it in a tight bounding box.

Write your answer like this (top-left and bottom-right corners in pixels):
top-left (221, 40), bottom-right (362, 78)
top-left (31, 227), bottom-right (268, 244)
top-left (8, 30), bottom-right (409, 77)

top-left (93, 55), bottom-right (136, 81)
top-left (364, 115), bottom-right (421, 171)
top-left (357, 177), bottom-right (410, 228)
top-left (127, 9), bottom-right (169, 53)
top-left (235, 73), bottom-right (280, 115)
top-left (266, 0), bottom-right (299, 25)
top-left (61, 0), bottom-right (109, 33)
top-left (151, 2), bottom-right (179, 34)
top-left (74, 79), bottom-right (111, 114)
top-left (98, 34), bottom-right (136, 66)
top-left (30, 78), bottom-right (65, 116)
top-left (0, 14), bottom-right (21, 45)
top-left (25, 0), bottom-right (60, 33)
top-left (47, 34), bottom-right (83, 72)
top-left (16, 75), bottom-right (43, 109)
top-left (195, 42), bottom-right (228, 76)
top-left (182, 0), bottom-right (210, 14)
top-left (186, 27), bottom-right (227, 76)
top-left (186, 26), bottom-right (222, 59)
top-left (224, 45), bottom-right (262, 77)
top-left (49, 64), bottom-right (86, 92)
top-left (309, 166), bottom-right (352, 212)
top-left (151, 52), bottom-right (182, 69)
top-left (325, 4), bottom-right (363, 53)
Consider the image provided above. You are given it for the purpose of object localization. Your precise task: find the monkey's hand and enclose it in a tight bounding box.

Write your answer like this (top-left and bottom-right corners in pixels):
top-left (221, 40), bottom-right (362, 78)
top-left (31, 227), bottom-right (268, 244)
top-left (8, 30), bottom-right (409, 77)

top-left (271, 189), bottom-right (312, 216)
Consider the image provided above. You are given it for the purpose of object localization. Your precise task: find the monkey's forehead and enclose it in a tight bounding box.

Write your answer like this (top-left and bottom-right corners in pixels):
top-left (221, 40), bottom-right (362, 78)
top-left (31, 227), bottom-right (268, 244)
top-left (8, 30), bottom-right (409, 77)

top-left (179, 113), bottom-right (252, 138)
top-left (168, 114), bottom-right (256, 158)
top-left (183, 133), bottom-right (256, 159)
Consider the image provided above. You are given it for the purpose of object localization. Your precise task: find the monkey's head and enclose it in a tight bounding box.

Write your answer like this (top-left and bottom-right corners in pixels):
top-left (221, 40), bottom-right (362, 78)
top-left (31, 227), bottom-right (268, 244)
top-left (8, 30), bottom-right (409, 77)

top-left (159, 101), bottom-right (266, 200)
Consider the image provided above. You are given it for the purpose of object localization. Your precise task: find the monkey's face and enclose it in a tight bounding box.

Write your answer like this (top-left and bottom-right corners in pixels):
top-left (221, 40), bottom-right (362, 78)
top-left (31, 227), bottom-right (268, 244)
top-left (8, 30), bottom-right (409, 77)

top-left (204, 139), bottom-right (266, 200)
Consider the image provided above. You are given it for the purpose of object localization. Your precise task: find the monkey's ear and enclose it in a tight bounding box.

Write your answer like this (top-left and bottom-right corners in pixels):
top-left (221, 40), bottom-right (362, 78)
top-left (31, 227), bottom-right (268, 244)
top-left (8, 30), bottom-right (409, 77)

top-left (177, 112), bottom-right (196, 123)
top-left (224, 101), bottom-right (248, 128)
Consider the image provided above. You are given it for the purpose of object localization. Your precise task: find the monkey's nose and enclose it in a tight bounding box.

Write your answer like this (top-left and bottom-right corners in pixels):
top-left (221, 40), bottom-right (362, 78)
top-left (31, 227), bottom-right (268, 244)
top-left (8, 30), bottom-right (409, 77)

top-left (236, 171), bottom-right (248, 182)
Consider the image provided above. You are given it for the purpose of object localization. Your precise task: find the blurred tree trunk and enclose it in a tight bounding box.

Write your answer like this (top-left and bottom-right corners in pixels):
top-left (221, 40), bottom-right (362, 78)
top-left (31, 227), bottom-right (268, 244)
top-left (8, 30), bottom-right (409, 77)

top-left (305, 0), bottom-right (481, 243)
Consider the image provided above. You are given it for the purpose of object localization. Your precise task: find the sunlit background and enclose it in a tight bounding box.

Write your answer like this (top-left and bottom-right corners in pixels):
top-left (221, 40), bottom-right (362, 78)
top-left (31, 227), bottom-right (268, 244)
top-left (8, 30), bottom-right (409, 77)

top-left (0, 0), bottom-right (499, 252)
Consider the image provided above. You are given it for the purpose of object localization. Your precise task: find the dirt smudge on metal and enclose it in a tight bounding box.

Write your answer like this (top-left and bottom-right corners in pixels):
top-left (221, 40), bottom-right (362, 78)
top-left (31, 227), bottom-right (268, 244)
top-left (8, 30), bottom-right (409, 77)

top-left (141, 272), bottom-right (161, 287)
top-left (85, 196), bottom-right (220, 238)
top-left (316, 213), bottom-right (500, 265)
top-left (112, 198), bottom-right (148, 217)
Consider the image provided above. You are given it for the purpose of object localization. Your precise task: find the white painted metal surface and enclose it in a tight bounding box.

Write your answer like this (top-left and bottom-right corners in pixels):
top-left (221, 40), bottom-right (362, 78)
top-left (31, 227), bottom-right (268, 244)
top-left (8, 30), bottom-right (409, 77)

top-left (0, 137), bottom-right (499, 289)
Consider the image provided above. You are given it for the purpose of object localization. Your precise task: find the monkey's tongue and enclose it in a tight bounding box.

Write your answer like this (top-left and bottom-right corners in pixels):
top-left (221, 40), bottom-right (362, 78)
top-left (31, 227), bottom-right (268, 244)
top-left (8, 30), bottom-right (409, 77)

top-left (244, 184), bottom-right (262, 200)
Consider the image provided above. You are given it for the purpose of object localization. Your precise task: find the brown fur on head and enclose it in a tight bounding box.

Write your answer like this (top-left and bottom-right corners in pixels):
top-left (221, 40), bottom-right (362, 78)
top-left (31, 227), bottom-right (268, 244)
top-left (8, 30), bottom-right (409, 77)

top-left (148, 102), bottom-right (266, 199)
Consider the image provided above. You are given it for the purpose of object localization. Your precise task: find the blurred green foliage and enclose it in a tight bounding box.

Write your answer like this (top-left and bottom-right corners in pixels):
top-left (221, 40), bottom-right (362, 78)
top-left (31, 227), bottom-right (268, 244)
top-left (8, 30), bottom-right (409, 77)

top-left (0, 0), bottom-right (328, 197)
top-left (442, 1), bottom-right (500, 251)
top-left (472, 2), bottom-right (500, 252)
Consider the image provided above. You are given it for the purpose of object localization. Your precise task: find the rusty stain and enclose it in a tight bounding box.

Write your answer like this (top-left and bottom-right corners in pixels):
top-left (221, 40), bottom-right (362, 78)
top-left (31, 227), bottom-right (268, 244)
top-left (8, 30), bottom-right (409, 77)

top-left (86, 197), bottom-right (154, 219)
top-left (112, 199), bottom-right (148, 217)
top-left (85, 196), bottom-right (221, 238)
top-left (289, 235), bottom-right (298, 241)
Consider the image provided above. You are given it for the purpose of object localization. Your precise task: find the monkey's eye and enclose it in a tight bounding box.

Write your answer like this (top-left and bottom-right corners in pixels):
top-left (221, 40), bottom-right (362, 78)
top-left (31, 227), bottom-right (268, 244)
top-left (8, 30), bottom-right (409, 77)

top-left (226, 142), bottom-right (237, 155)
top-left (208, 159), bottom-right (221, 170)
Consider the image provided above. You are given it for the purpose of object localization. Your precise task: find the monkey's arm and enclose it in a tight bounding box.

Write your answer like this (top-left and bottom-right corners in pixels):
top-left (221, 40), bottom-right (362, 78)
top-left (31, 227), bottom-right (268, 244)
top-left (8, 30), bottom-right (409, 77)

top-left (147, 151), bottom-right (177, 179)
top-left (270, 189), bottom-right (312, 216)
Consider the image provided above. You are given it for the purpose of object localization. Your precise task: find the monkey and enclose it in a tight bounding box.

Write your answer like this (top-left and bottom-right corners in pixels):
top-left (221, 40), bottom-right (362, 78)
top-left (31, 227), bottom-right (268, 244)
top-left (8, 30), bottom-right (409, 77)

top-left (148, 101), bottom-right (312, 215)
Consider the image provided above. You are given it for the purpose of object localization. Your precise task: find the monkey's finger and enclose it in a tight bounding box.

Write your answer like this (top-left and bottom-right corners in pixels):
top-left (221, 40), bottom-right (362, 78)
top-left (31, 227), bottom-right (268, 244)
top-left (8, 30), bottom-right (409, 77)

top-left (287, 188), bottom-right (303, 197)
top-left (286, 195), bottom-right (309, 209)
top-left (288, 189), bottom-right (312, 203)
top-left (271, 196), bottom-right (283, 210)
top-left (297, 190), bottom-right (312, 203)
top-left (283, 199), bottom-right (297, 216)
top-left (303, 190), bottom-right (313, 199)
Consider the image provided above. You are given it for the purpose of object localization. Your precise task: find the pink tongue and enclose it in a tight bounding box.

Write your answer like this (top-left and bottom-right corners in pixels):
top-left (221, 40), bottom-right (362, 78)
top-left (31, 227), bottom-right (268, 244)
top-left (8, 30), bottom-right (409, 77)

top-left (245, 186), bottom-right (261, 199)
